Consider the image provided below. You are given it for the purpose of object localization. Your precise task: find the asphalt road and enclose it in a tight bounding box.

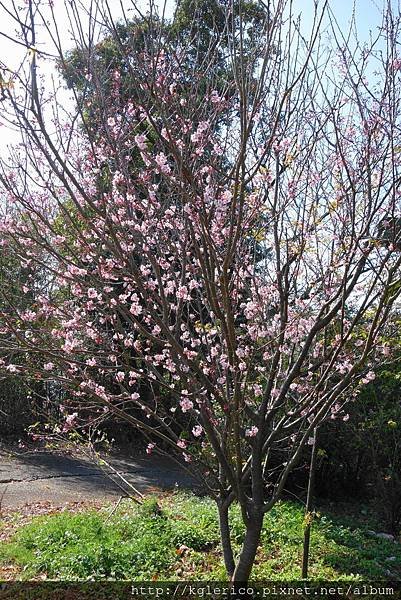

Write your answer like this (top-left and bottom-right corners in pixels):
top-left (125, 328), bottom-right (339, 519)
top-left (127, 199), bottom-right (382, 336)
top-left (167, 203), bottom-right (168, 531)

top-left (0, 449), bottom-right (197, 509)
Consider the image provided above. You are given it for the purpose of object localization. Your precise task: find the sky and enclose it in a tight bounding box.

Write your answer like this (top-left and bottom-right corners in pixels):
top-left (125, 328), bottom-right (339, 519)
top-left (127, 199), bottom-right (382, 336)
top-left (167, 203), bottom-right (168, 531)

top-left (297, 0), bottom-right (397, 38)
top-left (0, 0), bottom-right (398, 152)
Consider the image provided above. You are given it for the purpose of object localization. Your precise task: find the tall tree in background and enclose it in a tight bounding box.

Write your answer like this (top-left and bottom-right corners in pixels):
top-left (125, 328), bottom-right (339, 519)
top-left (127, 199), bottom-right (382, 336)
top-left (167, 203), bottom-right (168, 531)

top-left (0, 0), bottom-right (401, 581)
top-left (62, 0), bottom-right (268, 128)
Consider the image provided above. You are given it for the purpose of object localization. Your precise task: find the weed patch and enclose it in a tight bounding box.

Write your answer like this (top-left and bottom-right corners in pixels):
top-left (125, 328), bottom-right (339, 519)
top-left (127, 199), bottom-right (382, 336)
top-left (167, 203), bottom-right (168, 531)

top-left (1, 494), bottom-right (400, 581)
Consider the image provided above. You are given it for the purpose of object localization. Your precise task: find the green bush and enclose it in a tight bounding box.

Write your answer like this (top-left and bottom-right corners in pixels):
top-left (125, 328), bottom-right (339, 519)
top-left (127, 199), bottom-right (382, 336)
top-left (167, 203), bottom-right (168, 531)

top-left (2, 510), bottom-right (174, 579)
top-left (316, 365), bottom-right (401, 535)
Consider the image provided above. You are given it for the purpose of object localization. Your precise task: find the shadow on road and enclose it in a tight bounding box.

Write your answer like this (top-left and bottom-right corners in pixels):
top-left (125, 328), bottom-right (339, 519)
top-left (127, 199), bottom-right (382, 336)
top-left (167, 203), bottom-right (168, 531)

top-left (0, 447), bottom-right (199, 509)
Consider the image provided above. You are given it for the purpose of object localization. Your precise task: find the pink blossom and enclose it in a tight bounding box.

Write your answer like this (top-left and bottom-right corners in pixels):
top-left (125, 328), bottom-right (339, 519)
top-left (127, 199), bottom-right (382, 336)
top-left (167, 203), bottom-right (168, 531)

top-left (21, 310), bottom-right (36, 322)
top-left (192, 425), bottom-right (203, 437)
top-left (155, 153), bottom-right (171, 175)
top-left (220, 190), bottom-right (232, 203)
top-left (130, 298), bottom-right (143, 316)
top-left (176, 285), bottom-right (189, 300)
top-left (62, 412), bottom-right (78, 432)
top-left (361, 370), bottom-right (375, 385)
top-left (245, 426), bottom-right (259, 437)
top-left (392, 58), bottom-right (401, 70)
top-left (134, 134), bottom-right (147, 151)
top-left (210, 90), bottom-right (222, 104)
top-left (337, 360), bottom-right (351, 374)
top-left (180, 397), bottom-right (193, 412)
top-left (191, 121), bottom-right (209, 144)
top-left (146, 443), bottom-right (155, 455)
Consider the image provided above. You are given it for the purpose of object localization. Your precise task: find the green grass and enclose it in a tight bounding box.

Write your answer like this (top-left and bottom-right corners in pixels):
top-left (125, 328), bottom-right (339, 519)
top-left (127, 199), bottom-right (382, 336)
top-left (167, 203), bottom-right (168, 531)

top-left (1, 494), bottom-right (400, 581)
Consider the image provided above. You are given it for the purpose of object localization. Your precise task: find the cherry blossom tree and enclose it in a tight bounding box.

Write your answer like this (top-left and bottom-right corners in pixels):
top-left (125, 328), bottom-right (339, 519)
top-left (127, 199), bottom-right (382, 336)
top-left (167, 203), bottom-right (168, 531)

top-left (1, 0), bottom-right (401, 581)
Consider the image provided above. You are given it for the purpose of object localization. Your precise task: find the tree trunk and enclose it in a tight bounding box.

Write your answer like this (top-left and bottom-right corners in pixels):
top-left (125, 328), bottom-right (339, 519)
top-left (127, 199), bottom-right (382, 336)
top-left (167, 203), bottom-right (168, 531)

top-left (218, 502), bottom-right (235, 577)
top-left (232, 512), bottom-right (263, 582)
top-left (302, 427), bottom-right (318, 579)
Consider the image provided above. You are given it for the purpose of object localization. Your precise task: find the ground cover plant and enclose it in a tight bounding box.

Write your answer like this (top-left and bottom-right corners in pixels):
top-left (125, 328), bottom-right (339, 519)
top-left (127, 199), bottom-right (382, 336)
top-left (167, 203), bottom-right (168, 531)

top-left (1, 493), bottom-right (400, 582)
top-left (1, 0), bottom-right (401, 581)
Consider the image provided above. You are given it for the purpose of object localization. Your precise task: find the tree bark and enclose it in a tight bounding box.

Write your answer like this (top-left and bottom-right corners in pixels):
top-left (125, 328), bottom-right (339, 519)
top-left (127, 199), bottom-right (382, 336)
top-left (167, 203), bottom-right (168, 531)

top-left (232, 512), bottom-right (264, 582)
top-left (218, 502), bottom-right (235, 577)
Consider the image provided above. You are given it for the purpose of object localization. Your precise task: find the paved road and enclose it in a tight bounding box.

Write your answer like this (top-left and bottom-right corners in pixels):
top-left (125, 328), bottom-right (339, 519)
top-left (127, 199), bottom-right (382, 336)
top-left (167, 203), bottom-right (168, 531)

top-left (0, 449), bottom-right (197, 509)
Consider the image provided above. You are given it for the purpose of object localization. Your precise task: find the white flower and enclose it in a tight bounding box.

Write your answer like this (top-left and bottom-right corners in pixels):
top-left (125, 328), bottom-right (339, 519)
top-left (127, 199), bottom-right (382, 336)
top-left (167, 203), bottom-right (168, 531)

top-left (192, 425), bottom-right (203, 437)
top-left (245, 426), bottom-right (259, 438)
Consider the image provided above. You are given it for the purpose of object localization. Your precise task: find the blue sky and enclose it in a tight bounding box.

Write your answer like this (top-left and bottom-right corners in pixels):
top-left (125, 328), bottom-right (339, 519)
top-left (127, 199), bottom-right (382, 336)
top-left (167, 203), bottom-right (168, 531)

top-left (293, 0), bottom-right (399, 49)
top-left (335, 0), bottom-right (399, 28)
